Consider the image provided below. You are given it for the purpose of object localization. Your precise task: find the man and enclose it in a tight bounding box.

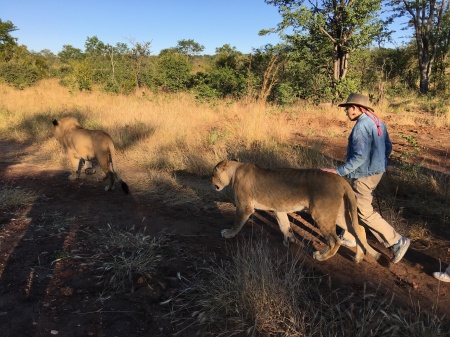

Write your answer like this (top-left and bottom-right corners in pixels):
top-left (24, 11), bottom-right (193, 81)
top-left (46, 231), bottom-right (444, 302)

top-left (322, 93), bottom-right (410, 264)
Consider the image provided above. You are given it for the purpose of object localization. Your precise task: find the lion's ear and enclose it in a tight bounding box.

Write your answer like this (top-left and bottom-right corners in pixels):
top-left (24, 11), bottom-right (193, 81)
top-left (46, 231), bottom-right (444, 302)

top-left (52, 119), bottom-right (58, 126)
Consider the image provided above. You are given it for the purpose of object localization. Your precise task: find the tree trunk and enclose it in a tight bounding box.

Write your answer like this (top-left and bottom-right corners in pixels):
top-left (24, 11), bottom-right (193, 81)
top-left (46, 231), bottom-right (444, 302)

top-left (258, 54), bottom-right (281, 103)
top-left (419, 68), bottom-right (429, 94)
top-left (333, 44), bottom-right (348, 81)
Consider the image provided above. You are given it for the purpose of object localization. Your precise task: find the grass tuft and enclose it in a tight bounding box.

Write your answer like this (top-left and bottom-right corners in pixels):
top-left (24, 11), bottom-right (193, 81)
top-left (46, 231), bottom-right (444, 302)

top-left (0, 185), bottom-right (38, 210)
top-left (173, 237), bottom-right (447, 336)
top-left (92, 225), bottom-right (170, 292)
top-left (174, 237), bottom-right (310, 336)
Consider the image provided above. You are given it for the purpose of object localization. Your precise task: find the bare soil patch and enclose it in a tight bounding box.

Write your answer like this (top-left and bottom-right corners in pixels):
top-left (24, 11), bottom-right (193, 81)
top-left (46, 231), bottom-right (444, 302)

top-left (0, 120), bottom-right (449, 336)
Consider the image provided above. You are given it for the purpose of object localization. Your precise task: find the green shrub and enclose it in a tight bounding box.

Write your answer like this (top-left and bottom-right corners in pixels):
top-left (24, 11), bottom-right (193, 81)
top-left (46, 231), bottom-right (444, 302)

top-left (74, 59), bottom-right (93, 91)
top-left (0, 62), bottom-right (41, 89)
top-left (157, 53), bottom-right (192, 92)
top-left (272, 82), bottom-right (295, 105)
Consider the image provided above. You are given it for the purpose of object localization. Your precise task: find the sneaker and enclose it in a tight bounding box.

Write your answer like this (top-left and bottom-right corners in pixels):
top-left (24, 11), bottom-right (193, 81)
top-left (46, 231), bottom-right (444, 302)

top-left (391, 237), bottom-right (410, 263)
top-left (338, 234), bottom-right (356, 248)
top-left (433, 272), bottom-right (450, 283)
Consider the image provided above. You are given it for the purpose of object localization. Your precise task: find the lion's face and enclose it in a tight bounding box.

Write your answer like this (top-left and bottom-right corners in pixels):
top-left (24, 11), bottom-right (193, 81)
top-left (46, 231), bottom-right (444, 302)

top-left (212, 161), bottom-right (231, 191)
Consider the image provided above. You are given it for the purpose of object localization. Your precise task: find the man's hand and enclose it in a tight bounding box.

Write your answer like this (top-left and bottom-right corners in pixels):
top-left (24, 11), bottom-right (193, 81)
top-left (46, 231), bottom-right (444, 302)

top-left (321, 168), bottom-right (338, 174)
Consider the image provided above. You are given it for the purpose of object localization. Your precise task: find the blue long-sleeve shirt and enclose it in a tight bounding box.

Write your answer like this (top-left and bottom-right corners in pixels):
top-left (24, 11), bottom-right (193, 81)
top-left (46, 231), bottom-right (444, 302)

top-left (336, 113), bottom-right (392, 179)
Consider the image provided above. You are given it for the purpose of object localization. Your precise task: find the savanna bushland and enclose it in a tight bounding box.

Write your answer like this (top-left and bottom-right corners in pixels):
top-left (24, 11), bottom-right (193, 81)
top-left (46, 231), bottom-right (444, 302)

top-left (1, 5), bottom-right (450, 335)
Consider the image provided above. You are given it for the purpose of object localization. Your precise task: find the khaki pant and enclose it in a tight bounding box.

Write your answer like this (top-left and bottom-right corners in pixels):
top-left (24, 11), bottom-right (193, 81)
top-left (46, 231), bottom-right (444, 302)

top-left (337, 173), bottom-right (401, 247)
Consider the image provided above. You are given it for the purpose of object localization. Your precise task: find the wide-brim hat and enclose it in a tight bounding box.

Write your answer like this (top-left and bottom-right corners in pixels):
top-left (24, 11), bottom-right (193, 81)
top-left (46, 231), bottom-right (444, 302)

top-left (338, 93), bottom-right (374, 112)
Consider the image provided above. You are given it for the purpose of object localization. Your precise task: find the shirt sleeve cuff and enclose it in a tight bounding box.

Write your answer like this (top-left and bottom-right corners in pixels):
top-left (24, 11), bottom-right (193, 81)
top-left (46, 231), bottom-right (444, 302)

top-left (336, 166), bottom-right (345, 176)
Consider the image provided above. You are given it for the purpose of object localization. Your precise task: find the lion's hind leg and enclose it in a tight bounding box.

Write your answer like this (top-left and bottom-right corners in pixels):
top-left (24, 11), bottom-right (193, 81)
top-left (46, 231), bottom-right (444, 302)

top-left (97, 155), bottom-right (115, 191)
top-left (352, 223), bottom-right (382, 263)
top-left (313, 227), bottom-right (341, 261)
top-left (102, 172), bottom-right (115, 191)
top-left (311, 209), bottom-right (341, 261)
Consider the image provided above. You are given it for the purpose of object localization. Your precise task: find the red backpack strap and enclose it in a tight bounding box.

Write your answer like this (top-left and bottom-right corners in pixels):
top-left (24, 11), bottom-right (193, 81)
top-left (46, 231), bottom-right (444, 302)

top-left (361, 107), bottom-right (382, 136)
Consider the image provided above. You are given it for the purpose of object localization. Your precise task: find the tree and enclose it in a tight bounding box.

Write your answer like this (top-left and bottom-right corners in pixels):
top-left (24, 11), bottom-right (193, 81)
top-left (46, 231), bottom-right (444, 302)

top-left (435, 3), bottom-right (450, 92)
top-left (214, 44), bottom-right (242, 69)
top-left (0, 45), bottom-right (47, 88)
top-left (127, 40), bottom-right (151, 90)
top-left (84, 36), bottom-right (110, 83)
top-left (58, 45), bottom-right (83, 63)
top-left (263, 0), bottom-right (385, 86)
top-left (0, 19), bottom-right (18, 61)
top-left (251, 45), bottom-right (287, 103)
top-left (157, 52), bottom-right (192, 92)
top-left (388, 0), bottom-right (448, 94)
top-left (85, 36), bottom-right (106, 56)
top-left (0, 19), bottom-right (17, 47)
top-left (175, 39), bottom-right (205, 60)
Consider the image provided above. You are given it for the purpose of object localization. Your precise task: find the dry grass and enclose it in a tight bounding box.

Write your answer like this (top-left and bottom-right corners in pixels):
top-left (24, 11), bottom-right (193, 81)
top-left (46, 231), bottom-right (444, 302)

top-left (408, 223), bottom-right (432, 241)
top-left (0, 79), bottom-right (355, 176)
top-left (173, 237), bottom-right (312, 336)
top-left (92, 224), bottom-right (171, 292)
top-left (1, 80), bottom-right (448, 178)
top-left (380, 95), bottom-right (450, 127)
top-left (144, 170), bottom-right (204, 210)
top-left (0, 185), bottom-right (38, 210)
top-left (173, 236), bottom-right (446, 336)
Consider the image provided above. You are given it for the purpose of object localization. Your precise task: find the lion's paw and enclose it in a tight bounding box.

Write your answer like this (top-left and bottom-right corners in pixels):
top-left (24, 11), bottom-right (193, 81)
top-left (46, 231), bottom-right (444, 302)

top-left (68, 174), bottom-right (77, 181)
top-left (221, 229), bottom-right (234, 238)
top-left (313, 251), bottom-right (324, 261)
top-left (354, 254), bottom-right (364, 264)
top-left (283, 236), bottom-right (298, 248)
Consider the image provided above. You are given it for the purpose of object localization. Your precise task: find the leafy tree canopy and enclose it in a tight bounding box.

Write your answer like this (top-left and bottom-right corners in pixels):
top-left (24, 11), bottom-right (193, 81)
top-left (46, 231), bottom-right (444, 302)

top-left (175, 39), bottom-right (205, 58)
top-left (0, 19), bottom-right (18, 49)
top-left (58, 45), bottom-right (83, 63)
top-left (263, 0), bottom-right (386, 81)
top-left (386, 0), bottom-right (448, 94)
top-left (85, 36), bottom-right (106, 56)
top-left (214, 44), bottom-right (243, 69)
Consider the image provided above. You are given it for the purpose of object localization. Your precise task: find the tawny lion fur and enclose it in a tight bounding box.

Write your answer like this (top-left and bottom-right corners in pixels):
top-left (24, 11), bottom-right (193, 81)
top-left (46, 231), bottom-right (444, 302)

top-left (212, 160), bottom-right (388, 265)
top-left (52, 117), bottom-right (129, 194)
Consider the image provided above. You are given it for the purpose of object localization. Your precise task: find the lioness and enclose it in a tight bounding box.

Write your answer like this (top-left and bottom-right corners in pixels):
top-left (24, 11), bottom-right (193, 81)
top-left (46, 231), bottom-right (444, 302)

top-left (52, 117), bottom-right (129, 194)
top-left (212, 160), bottom-right (387, 265)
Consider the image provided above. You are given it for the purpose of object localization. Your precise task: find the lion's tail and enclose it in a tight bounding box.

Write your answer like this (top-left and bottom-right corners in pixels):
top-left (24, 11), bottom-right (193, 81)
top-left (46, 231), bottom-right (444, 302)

top-left (344, 183), bottom-right (390, 267)
top-left (108, 145), bottom-right (130, 194)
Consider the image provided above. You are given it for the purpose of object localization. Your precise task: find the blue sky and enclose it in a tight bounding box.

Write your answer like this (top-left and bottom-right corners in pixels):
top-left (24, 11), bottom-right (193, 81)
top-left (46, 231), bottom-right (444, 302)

top-left (3, 1), bottom-right (284, 55)
top-left (3, 1), bottom-right (411, 56)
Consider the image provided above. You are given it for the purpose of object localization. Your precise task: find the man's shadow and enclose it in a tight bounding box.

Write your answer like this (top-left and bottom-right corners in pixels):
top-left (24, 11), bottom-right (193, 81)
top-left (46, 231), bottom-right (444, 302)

top-left (0, 164), bottom-right (144, 336)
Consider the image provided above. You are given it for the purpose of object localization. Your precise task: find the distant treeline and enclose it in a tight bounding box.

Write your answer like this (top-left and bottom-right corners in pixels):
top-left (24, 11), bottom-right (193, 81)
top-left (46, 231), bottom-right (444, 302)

top-left (1, 14), bottom-right (450, 105)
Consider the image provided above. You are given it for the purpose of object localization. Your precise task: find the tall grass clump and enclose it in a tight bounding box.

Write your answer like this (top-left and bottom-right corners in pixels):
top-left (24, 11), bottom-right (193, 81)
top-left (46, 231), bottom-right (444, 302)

top-left (173, 237), bottom-right (448, 336)
top-left (174, 238), bottom-right (311, 336)
top-left (92, 225), bottom-right (170, 292)
top-left (0, 185), bottom-right (38, 210)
